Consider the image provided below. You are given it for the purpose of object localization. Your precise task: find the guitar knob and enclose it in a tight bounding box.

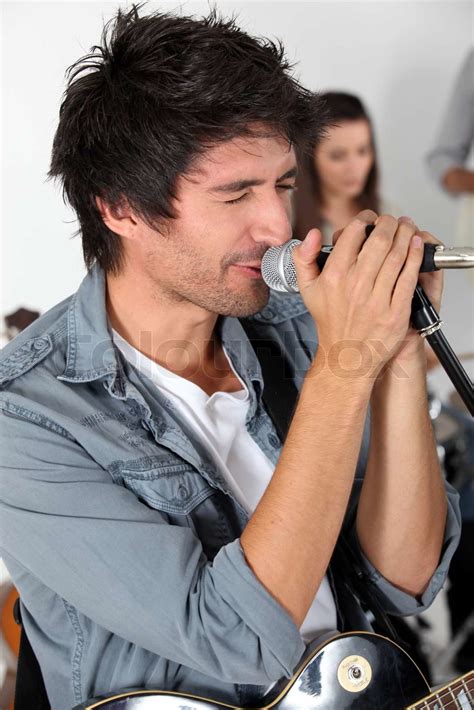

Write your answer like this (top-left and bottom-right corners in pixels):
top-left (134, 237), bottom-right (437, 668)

top-left (337, 655), bottom-right (372, 693)
top-left (349, 665), bottom-right (362, 680)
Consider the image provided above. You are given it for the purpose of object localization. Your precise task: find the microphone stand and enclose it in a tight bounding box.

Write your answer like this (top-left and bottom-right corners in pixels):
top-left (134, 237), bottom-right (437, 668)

top-left (361, 224), bottom-right (473, 415)
top-left (411, 284), bottom-right (474, 415)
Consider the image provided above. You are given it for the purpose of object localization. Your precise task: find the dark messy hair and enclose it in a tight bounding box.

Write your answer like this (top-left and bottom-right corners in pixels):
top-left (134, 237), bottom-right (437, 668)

top-left (293, 91), bottom-right (380, 240)
top-left (49, 4), bottom-right (325, 274)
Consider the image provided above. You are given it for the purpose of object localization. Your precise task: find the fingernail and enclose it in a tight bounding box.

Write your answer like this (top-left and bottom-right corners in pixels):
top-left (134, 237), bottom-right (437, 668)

top-left (400, 215), bottom-right (415, 224)
top-left (412, 236), bottom-right (422, 248)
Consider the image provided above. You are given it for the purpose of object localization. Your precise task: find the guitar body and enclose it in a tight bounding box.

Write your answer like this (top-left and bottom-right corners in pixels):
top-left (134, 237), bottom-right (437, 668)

top-left (76, 632), bottom-right (432, 709)
top-left (268, 631), bottom-right (430, 709)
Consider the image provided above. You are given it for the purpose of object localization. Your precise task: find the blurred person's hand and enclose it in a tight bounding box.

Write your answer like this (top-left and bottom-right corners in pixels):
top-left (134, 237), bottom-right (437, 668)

top-left (443, 167), bottom-right (474, 194)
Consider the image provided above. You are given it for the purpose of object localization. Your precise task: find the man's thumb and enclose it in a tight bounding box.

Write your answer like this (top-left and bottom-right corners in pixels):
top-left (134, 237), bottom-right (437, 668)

top-left (293, 228), bottom-right (323, 287)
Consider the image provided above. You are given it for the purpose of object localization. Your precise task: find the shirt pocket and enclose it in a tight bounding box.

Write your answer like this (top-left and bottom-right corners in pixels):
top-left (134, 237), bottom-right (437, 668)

top-left (119, 458), bottom-right (216, 515)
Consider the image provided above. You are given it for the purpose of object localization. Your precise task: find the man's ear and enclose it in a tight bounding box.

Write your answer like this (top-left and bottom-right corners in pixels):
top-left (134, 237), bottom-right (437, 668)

top-left (95, 196), bottom-right (138, 239)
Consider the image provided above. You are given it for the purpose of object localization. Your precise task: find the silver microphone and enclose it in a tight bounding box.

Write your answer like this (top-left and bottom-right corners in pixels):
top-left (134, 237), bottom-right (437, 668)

top-left (261, 239), bottom-right (474, 293)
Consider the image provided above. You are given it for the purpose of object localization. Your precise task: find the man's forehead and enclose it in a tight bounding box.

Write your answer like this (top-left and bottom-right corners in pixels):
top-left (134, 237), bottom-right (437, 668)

top-left (186, 133), bottom-right (296, 185)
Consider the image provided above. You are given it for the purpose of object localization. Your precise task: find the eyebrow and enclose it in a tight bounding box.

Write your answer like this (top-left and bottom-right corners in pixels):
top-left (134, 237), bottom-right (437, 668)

top-left (208, 166), bottom-right (298, 194)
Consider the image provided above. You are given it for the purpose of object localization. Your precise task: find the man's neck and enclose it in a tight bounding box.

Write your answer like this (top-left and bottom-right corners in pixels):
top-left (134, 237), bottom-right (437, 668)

top-left (106, 270), bottom-right (242, 396)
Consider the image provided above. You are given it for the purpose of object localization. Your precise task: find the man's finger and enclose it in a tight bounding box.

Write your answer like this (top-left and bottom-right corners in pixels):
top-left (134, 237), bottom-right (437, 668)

top-left (293, 228), bottom-right (323, 290)
top-left (416, 229), bottom-right (444, 248)
top-left (328, 210), bottom-right (378, 270)
top-left (332, 228), bottom-right (343, 246)
top-left (391, 234), bottom-right (425, 309)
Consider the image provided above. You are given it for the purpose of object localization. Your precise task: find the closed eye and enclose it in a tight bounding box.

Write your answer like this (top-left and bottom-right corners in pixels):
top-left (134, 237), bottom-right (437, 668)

top-left (224, 193), bottom-right (249, 205)
top-left (223, 183), bottom-right (296, 205)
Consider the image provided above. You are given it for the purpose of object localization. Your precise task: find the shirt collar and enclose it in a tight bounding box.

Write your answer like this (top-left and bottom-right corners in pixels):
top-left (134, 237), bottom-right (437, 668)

top-left (218, 315), bottom-right (264, 415)
top-left (58, 263), bottom-right (264, 406)
top-left (58, 264), bottom-right (124, 392)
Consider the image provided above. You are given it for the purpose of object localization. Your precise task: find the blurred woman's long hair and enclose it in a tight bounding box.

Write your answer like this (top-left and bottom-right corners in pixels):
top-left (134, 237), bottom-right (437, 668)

top-left (293, 91), bottom-right (381, 240)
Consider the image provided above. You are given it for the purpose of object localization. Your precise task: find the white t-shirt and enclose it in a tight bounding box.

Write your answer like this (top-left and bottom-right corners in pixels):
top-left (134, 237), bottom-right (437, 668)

top-left (112, 328), bottom-right (338, 642)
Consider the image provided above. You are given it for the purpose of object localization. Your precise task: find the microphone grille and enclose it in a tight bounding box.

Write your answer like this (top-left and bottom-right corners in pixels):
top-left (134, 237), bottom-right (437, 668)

top-left (261, 239), bottom-right (301, 292)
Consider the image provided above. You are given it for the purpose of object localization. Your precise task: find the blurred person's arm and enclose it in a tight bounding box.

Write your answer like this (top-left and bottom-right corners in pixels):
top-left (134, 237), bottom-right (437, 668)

top-left (442, 167), bottom-right (474, 194)
top-left (426, 50), bottom-right (474, 194)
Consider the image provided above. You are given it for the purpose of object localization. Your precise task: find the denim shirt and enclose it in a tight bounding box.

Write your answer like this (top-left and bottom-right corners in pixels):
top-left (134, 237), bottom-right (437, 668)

top-left (0, 264), bottom-right (461, 710)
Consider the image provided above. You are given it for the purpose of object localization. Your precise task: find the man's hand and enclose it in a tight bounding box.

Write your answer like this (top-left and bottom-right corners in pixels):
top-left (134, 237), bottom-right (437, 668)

top-left (379, 216), bottom-right (444, 368)
top-left (293, 210), bottom-right (431, 381)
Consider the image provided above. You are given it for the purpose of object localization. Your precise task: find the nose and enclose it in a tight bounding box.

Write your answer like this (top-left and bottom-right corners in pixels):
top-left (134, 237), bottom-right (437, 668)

top-left (249, 192), bottom-right (292, 247)
top-left (348, 155), bottom-right (369, 176)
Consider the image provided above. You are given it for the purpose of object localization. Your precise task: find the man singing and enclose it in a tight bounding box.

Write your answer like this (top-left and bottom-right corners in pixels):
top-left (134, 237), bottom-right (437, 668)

top-left (0, 6), bottom-right (460, 708)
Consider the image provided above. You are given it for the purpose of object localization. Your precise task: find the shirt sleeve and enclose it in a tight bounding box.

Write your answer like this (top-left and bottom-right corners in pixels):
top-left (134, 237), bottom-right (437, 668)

top-left (426, 50), bottom-right (474, 186)
top-left (0, 405), bottom-right (305, 686)
top-left (344, 474), bottom-right (461, 616)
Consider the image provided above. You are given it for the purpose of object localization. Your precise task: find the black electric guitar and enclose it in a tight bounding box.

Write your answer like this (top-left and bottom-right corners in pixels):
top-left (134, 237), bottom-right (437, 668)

top-left (73, 631), bottom-right (473, 709)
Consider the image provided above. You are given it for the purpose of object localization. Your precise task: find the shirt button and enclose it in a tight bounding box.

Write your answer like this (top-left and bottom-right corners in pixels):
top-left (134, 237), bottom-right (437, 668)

top-left (33, 338), bottom-right (48, 350)
top-left (178, 485), bottom-right (189, 500)
top-left (260, 308), bottom-right (275, 321)
top-left (268, 433), bottom-right (280, 448)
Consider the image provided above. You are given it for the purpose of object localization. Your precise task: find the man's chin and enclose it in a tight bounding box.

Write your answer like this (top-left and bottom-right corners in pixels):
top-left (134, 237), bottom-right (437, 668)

top-left (217, 286), bottom-right (270, 318)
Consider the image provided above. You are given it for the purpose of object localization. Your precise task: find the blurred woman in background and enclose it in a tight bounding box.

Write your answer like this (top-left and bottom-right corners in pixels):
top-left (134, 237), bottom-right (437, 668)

top-left (293, 91), bottom-right (442, 367)
top-left (293, 91), bottom-right (397, 242)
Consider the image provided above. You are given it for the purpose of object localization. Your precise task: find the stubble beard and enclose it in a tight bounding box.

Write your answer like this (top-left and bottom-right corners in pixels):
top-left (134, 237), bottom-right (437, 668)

top-left (146, 249), bottom-right (270, 318)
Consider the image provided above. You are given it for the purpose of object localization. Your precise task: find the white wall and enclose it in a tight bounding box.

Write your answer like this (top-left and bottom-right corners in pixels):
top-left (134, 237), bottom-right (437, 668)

top-left (2, 0), bottom-right (473, 396)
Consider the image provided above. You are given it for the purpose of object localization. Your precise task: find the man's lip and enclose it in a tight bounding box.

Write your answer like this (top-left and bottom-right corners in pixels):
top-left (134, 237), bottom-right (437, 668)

top-left (234, 263), bottom-right (261, 269)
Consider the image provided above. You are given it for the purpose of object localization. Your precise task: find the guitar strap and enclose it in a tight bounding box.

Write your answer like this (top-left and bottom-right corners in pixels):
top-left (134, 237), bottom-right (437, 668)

top-left (239, 317), bottom-right (403, 645)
